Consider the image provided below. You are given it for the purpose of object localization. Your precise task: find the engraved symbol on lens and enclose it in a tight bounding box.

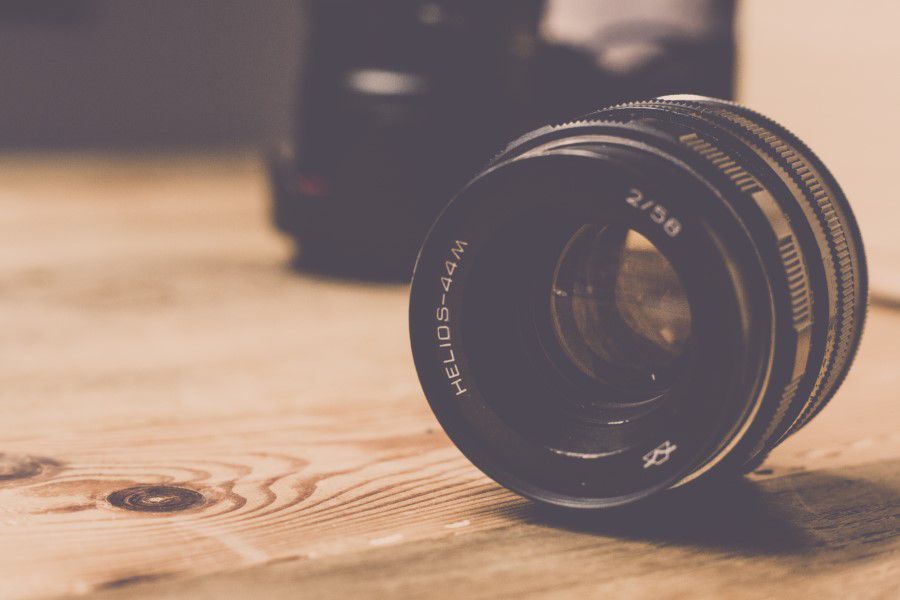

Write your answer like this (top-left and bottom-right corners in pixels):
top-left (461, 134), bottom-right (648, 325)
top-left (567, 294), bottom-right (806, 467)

top-left (642, 440), bottom-right (678, 468)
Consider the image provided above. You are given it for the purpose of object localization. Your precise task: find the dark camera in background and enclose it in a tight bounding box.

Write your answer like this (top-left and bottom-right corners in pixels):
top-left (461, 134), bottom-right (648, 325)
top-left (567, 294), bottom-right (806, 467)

top-left (271, 0), bottom-right (737, 280)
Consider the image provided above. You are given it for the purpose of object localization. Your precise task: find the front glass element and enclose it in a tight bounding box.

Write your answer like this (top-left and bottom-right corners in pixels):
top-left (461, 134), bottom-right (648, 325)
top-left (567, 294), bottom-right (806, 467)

top-left (550, 224), bottom-right (692, 394)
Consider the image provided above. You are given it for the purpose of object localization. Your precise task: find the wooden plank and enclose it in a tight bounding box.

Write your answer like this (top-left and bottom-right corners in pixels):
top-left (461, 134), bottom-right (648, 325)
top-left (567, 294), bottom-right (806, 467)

top-left (0, 155), bottom-right (896, 599)
top-left (88, 460), bottom-right (899, 600)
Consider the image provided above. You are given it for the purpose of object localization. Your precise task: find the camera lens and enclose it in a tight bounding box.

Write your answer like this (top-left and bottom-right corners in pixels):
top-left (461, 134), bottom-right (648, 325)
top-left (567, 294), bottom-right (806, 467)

top-left (409, 96), bottom-right (867, 508)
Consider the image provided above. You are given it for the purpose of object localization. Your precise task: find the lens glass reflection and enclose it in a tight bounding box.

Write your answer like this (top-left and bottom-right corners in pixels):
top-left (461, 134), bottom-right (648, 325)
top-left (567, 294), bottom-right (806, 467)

top-left (550, 224), bottom-right (691, 394)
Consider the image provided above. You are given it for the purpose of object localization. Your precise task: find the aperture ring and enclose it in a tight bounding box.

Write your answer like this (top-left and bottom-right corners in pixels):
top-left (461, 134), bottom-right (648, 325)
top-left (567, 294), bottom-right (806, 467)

top-left (585, 99), bottom-right (861, 449)
top-left (706, 108), bottom-right (859, 437)
top-left (676, 131), bottom-right (813, 458)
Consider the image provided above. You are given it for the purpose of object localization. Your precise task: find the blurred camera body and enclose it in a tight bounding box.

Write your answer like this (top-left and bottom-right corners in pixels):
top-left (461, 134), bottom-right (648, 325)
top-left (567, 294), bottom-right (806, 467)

top-left (272, 0), bottom-right (735, 279)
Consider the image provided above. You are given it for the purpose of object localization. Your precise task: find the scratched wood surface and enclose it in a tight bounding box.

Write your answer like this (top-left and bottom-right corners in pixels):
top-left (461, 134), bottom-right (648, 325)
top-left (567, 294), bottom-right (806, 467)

top-left (0, 154), bottom-right (896, 600)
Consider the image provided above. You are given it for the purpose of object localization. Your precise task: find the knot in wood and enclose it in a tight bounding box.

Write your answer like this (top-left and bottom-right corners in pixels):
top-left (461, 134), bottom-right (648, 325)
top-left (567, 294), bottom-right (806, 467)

top-left (107, 485), bottom-right (205, 513)
top-left (0, 454), bottom-right (47, 481)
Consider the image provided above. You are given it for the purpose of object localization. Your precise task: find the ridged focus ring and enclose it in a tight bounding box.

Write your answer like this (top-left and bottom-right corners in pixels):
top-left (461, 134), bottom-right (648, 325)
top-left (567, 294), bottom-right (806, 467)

top-left (577, 97), bottom-right (867, 464)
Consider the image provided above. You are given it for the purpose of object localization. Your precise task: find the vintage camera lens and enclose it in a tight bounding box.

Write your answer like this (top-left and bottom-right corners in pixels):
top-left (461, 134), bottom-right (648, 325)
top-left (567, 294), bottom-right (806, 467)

top-left (409, 96), bottom-right (867, 508)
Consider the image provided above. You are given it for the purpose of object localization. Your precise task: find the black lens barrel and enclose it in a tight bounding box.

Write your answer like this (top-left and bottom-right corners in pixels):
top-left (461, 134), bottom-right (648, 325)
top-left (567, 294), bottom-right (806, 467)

top-left (409, 96), bottom-right (866, 508)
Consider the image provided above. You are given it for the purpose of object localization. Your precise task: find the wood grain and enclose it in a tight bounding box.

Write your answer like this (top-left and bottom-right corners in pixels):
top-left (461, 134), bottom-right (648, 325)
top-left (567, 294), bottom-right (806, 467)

top-left (0, 154), bottom-right (896, 599)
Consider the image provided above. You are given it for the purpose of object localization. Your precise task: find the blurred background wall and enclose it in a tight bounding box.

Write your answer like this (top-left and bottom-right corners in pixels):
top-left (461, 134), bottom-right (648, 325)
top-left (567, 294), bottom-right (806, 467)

top-left (542, 0), bottom-right (900, 294)
top-left (736, 0), bottom-right (900, 297)
top-left (0, 0), bottom-right (300, 148)
top-left (0, 0), bottom-right (897, 291)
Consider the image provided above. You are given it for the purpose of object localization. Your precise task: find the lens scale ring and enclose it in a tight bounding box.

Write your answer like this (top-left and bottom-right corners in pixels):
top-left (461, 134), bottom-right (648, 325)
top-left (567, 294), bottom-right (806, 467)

top-left (585, 97), bottom-right (864, 452)
top-left (673, 121), bottom-right (826, 456)
top-left (674, 130), bottom-right (815, 460)
top-left (677, 132), bottom-right (814, 329)
top-left (707, 107), bottom-right (861, 435)
top-left (671, 100), bottom-right (858, 440)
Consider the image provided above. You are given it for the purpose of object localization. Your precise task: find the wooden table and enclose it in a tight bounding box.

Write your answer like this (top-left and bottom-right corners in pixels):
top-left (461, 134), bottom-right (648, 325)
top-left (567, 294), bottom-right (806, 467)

top-left (0, 155), bottom-right (896, 599)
